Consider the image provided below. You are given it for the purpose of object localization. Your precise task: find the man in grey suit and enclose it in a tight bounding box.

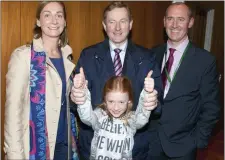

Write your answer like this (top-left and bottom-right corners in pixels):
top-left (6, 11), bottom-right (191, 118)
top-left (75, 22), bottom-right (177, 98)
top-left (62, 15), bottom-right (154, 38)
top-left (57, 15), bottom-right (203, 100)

top-left (148, 2), bottom-right (220, 160)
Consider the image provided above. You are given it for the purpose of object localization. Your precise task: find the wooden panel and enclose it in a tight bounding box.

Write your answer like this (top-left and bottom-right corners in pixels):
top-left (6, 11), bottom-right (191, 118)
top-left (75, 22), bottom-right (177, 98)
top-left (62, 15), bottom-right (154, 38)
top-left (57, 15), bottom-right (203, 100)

top-left (88, 2), bottom-right (109, 45)
top-left (65, 2), bottom-right (109, 63)
top-left (65, 1), bottom-right (88, 63)
top-left (187, 2), bottom-right (207, 48)
top-left (1, 2), bottom-right (21, 159)
top-left (144, 1), bottom-right (156, 48)
top-left (21, 1), bottom-right (39, 45)
top-left (127, 1), bottom-right (147, 46)
top-left (145, 1), bottom-right (170, 48)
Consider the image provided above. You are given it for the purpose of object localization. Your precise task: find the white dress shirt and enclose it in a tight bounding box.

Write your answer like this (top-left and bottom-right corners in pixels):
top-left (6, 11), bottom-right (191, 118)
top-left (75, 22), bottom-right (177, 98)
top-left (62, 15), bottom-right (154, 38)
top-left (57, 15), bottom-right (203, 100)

top-left (109, 40), bottom-right (128, 67)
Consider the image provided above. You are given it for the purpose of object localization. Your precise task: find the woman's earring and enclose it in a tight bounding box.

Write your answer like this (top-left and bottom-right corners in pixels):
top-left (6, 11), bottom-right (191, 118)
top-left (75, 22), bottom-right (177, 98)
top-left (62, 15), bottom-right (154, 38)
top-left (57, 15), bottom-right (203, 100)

top-left (36, 19), bottom-right (41, 27)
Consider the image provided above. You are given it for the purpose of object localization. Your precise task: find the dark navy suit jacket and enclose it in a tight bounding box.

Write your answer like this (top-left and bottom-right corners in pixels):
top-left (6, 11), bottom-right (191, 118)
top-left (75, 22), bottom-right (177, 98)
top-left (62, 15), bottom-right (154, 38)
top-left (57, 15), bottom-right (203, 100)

top-left (152, 42), bottom-right (220, 157)
top-left (74, 39), bottom-right (163, 159)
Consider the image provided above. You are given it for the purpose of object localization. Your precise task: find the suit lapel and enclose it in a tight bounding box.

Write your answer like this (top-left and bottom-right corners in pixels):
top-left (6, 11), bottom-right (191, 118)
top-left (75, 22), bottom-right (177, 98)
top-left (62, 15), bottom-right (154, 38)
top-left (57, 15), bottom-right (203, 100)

top-left (165, 43), bottom-right (196, 100)
top-left (94, 40), bottom-right (140, 80)
top-left (94, 39), bottom-right (115, 79)
top-left (155, 44), bottom-right (167, 70)
top-left (122, 40), bottom-right (138, 78)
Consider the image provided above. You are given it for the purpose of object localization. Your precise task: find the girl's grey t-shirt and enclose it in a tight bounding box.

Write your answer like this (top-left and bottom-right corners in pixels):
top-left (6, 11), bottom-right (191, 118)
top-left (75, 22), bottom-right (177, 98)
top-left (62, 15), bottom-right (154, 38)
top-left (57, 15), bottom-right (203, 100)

top-left (77, 90), bottom-right (151, 160)
top-left (90, 112), bottom-right (134, 160)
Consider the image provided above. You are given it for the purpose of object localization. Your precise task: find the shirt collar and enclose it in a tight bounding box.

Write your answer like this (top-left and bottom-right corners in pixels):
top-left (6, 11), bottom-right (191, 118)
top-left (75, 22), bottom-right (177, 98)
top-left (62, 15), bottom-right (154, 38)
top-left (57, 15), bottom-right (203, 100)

top-left (167, 37), bottom-right (189, 54)
top-left (109, 40), bottom-right (128, 53)
top-left (32, 37), bottom-right (72, 59)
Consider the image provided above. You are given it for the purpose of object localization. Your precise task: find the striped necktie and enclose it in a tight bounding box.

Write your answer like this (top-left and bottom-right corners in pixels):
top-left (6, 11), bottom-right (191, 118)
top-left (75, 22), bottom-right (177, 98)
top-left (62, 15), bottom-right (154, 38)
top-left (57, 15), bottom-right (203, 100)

top-left (114, 48), bottom-right (122, 76)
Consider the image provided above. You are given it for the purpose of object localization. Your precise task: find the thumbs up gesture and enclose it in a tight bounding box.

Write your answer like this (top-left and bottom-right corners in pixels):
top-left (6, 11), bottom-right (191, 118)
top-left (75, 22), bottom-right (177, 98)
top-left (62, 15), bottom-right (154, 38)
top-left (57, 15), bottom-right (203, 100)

top-left (144, 70), bottom-right (154, 93)
top-left (143, 70), bottom-right (158, 111)
top-left (71, 67), bottom-right (87, 105)
top-left (73, 67), bottom-right (86, 89)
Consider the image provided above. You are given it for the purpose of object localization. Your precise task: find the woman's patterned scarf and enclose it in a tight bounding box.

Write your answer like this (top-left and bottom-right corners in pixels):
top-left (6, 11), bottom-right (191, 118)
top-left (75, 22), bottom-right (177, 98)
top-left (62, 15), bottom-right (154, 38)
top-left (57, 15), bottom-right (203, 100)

top-left (29, 43), bottom-right (79, 160)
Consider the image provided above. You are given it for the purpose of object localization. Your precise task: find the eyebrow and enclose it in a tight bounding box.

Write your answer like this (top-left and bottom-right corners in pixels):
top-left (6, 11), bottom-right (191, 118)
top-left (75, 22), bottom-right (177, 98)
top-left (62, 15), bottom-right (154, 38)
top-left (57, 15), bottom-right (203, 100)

top-left (42, 11), bottom-right (63, 14)
top-left (108, 18), bottom-right (128, 21)
top-left (166, 16), bottom-right (185, 19)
